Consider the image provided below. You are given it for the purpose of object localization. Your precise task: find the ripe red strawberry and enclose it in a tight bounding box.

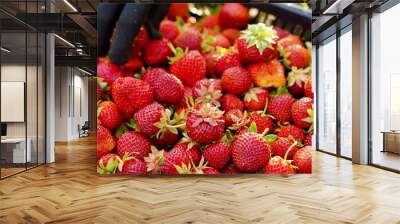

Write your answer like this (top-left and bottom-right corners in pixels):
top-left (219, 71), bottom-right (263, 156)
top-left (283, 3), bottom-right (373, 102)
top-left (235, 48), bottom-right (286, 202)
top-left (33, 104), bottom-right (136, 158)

top-left (264, 156), bottom-right (295, 175)
top-left (222, 164), bottom-right (240, 174)
top-left (287, 68), bottom-right (310, 97)
top-left (169, 49), bottom-right (206, 87)
top-left (160, 20), bottom-right (180, 41)
top-left (303, 134), bottom-right (312, 146)
top-left (111, 77), bottom-right (154, 118)
top-left (144, 38), bottom-right (173, 66)
top-left (116, 131), bottom-right (151, 160)
top-left (219, 3), bottom-right (249, 29)
top-left (121, 159), bottom-right (147, 174)
top-left (293, 146), bottom-right (312, 173)
top-left (273, 26), bottom-right (290, 39)
top-left (224, 109), bottom-right (247, 130)
top-left (142, 67), bottom-right (168, 86)
top-left (220, 94), bottom-right (244, 112)
top-left (176, 86), bottom-right (193, 109)
top-left (221, 28), bottom-right (241, 44)
top-left (202, 15), bottom-right (219, 30)
top-left (186, 103), bottom-right (225, 144)
top-left (132, 26), bottom-right (150, 51)
top-left (97, 101), bottom-right (123, 131)
top-left (304, 78), bottom-right (313, 98)
top-left (267, 90), bottom-right (296, 123)
top-left (174, 140), bottom-right (201, 166)
top-left (192, 78), bottom-right (222, 106)
top-left (232, 131), bottom-right (271, 172)
top-left (97, 153), bottom-right (122, 174)
top-left (203, 142), bottom-right (231, 169)
top-left (153, 72), bottom-right (184, 105)
top-left (161, 143), bottom-right (190, 174)
top-left (97, 57), bottom-right (124, 86)
top-left (202, 167), bottom-right (220, 174)
top-left (144, 147), bottom-right (167, 174)
top-left (167, 3), bottom-right (189, 20)
top-left (247, 60), bottom-right (285, 88)
top-left (291, 97), bottom-right (313, 129)
top-left (97, 125), bottom-right (115, 159)
top-left (237, 23), bottom-right (279, 64)
top-left (278, 125), bottom-right (305, 142)
top-left (283, 44), bottom-right (311, 69)
top-left (174, 28), bottom-right (202, 51)
top-left (121, 56), bottom-right (143, 72)
top-left (152, 131), bottom-right (179, 148)
top-left (134, 103), bottom-right (164, 137)
top-left (244, 87), bottom-right (269, 111)
top-left (277, 34), bottom-right (302, 50)
top-left (214, 49), bottom-right (241, 76)
top-left (204, 50), bottom-right (218, 76)
top-left (202, 34), bottom-right (230, 53)
top-left (221, 66), bottom-right (252, 95)
top-left (271, 137), bottom-right (299, 160)
top-left (247, 112), bottom-right (273, 134)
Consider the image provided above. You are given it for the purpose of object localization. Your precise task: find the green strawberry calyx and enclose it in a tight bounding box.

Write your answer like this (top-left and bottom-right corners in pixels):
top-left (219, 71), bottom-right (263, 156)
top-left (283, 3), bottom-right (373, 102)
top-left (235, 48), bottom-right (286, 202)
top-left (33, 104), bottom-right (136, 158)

top-left (154, 108), bottom-right (186, 138)
top-left (168, 44), bottom-right (187, 64)
top-left (191, 103), bottom-right (224, 127)
top-left (287, 67), bottom-right (311, 87)
top-left (201, 31), bottom-right (217, 53)
top-left (194, 79), bottom-right (223, 106)
top-left (241, 23), bottom-right (278, 55)
top-left (144, 146), bottom-right (165, 173)
top-left (181, 132), bottom-right (198, 150)
top-left (244, 87), bottom-right (264, 103)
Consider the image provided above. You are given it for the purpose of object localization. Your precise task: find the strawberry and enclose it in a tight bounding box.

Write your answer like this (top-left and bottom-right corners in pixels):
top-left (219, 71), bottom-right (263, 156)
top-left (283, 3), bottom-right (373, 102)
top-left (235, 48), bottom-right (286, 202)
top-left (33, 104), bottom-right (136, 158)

top-left (273, 26), bottom-right (290, 39)
top-left (231, 125), bottom-right (272, 172)
top-left (277, 34), bottom-right (302, 50)
top-left (121, 56), bottom-right (143, 72)
top-left (267, 89), bottom-right (296, 123)
top-left (186, 103), bottom-right (225, 144)
top-left (153, 108), bottom-right (186, 148)
top-left (287, 68), bottom-right (311, 97)
top-left (142, 67), bottom-right (168, 86)
top-left (202, 34), bottom-right (230, 53)
top-left (303, 134), bottom-right (312, 146)
top-left (152, 131), bottom-right (179, 148)
top-left (121, 159), bottom-right (147, 174)
top-left (97, 125), bottom-right (115, 159)
top-left (293, 146), bottom-right (312, 173)
top-left (244, 87), bottom-right (269, 111)
top-left (219, 3), bottom-right (249, 29)
top-left (221, 66), bottom-right (252, 95)
top-left (97, 57), bottom-right (124, 86)
top-left (247, 60), bottom-right (285, 88)
top-left (202, 15), bottom-right (219, 30)
top-left (134, 103), bottom-right (164, 137)
top-left (116, 131), bottom-right (151, 160)
top-left (222, 164), bottom-right (240, 174)
top-left (278, 125), bottom-right (305, 142)
top-left (161, 143), bottom-right (190, 174)
top-left (203, 142), bottom-right (231, 169)
top-left (237, 23), bottom-right (279, 63)
top-left (271, 137), bottom-right (299, 160)
top-left (304, 78), bottom-right (313, 98)
top-left (221, 28), bottom-right (241, 44)
top-left (220, 94), bottom-right (244, 112)
top-left (160, 20), bottom-right (180, 41)
top-left (176, 86), bottom-right (194, 109)
top-left (283, 44), bottom-right (311, 69)
top-left (144, 147), bottom-right (167, 174)
top-left (264, 140), bottom-right (297, 174)
top-left (97, 153), bottom-right (122, 175)
top-left (144, 38), bottom-right (173, 66)
top-left (174, 27), bottom-right (202, 51)
top-left (192, 78), bottom-right (223, 106)
top-left (132, 26), bottom-right (150, 51)
top-left (247, 112), bottom-right (273, 134)
top-left (204, 50), bottom-right (218, 76)
top-left (214, 48), bottom-right (242, 76)
top-left (97, 101), bottom-right (123, 131)
top-left (291, 97), bottom-right (313, 129)
top-left (202, 167), bottom-right (220, 174)
top-left (153, 72), bottom-right (184, 105)
top-left (111, 77), bottom-right (154, 118)
top-left (169, 48), bottom-right (206, 87)
top-left (174, 140), bottom-right (201, 166)
top-left (167, 3), bottom-right (189, 20)
top-left (224, 109), bottom-right (247, 130)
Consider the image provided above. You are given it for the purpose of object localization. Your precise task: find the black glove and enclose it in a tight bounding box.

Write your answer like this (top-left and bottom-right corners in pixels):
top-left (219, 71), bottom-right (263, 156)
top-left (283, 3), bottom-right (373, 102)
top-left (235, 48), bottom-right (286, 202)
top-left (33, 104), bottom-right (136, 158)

top-left (98, 3), bottom-right (170, 65)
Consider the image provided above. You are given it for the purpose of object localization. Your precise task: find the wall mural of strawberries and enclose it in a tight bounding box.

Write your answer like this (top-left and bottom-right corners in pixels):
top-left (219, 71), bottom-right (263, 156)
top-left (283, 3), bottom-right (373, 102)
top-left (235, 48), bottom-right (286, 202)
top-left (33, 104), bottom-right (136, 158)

top-left (97, 3), bottom-right (313, 175)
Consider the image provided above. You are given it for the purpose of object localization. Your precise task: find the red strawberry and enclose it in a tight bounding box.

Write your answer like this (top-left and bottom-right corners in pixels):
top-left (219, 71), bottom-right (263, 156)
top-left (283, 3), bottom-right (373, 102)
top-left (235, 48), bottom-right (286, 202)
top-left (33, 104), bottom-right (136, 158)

top-left (121, 56), bottom-right (143, 72)
top-left (267, 89), bottom-right (296, 123)
top-left (134, 103), bottom-right (164, 137)
top-left (160, 20), bottom-right (180, 41)
top-left (247, 60), bottom-right (285, 88)
top-left (111, 77), bottom-right (154, 118)
top-left (221, 66), bottom-right (252, 95)
top-left (144, 38), bottom-right (173, 66)
top-left (277, 34), bottom-right (302, 50)
top-left (287, 68), bottom-right (311, 97)
top-left (142, 67), bottom-right (168, 86)
top-left (202, 34), bottom-right (230, 53)
top-left (97, 125), bottom-right (115, 159)
top-left (186, 103), bottom-right (225, 144)
top-left (271, 137), bottom-right (299, 159)
top-left (244, 87), bottom-right (269, 111)
top-left (247, 112), bottom-right (273, 134)
top-left (97, 101), bottom-right (123, 131)
top-left (232, 131), bottom-right (271, 173)
top-left (273, 26), bottom-right (290, 39)
top-left (169, 49), bottom-right (206, 87)
top-left (303, 134), bottom-right (312, 146)
top-left (202, 15), bottom-right (219, 30)
top-left (283, 44), bottom-right (311, 69)
top-left (174, 140), bottom-right (201, 166)
top-left (293, 146), bottom-right (312, 173)
top-left (264, 156), bottom-right (295, 175)
top-left (220, 94), bottom-right (244, 112)
top-left (278, 125), bottom-right (305, 142)
top-left (132, 26), bottom-right (150, 51)
top-left (161, 143), bottom-right (190, 174)
top-left (152, 131), bottom-right (179, 148)
top-left (221, 28), bottom-right (241, 44)
top-left (174, 28), bottom-right (202, 51)
top-left (153, 72), bottom-right (184, 105)
top-left (204, 50), bottom-right (218, 76)
top-left (224, 109), bottom-right (247, 130)
top-left (97, 57), bottom-right (124, 86)
top-left (291, 97), bottom-right (313, 129)
top-left (222, 164), bottom-right (240, 174)
top-left (203, 142), bottom-right (231, 169)
top-left (176, 86), bottom-right (193, 109)
top-left (121, 159), bottom-right (147, 174)
top-left (219, 3), bottom-right (249, 29)
top-left (116, 132), bottom-right (151, 160)
top-left (168, 3), bottom-right (189, 20)
top-left (304, 78), bottom-right (313, 98)
top-left (97, 153), bottom-right (122, 174)
top-left (144, 147), bottom-right (167, 174)
top-left (192, 78), bottom-right (223, 106)
top-left (237, 23), bottom-right (279, 64)
top-left (214, 48), bottom-right (241, 76)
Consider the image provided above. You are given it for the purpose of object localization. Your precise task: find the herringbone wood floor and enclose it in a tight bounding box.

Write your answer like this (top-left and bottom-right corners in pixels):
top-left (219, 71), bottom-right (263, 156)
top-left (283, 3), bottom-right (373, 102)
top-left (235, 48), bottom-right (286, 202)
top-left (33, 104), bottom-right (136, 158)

top-left (0, 136), bottom-right (399, 224)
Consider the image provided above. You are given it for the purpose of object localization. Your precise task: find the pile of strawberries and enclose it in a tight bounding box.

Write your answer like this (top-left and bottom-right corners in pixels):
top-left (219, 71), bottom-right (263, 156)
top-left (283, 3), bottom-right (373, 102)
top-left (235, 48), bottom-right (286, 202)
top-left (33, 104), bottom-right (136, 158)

top-left (97, 3), bottom-right (313, 175)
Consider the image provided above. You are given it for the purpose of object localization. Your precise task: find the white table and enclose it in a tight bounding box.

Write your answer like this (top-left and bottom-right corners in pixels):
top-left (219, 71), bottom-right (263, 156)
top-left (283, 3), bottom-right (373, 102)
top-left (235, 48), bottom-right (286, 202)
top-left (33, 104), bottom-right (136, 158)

top-left (1, 138), bottom-right (31, 163)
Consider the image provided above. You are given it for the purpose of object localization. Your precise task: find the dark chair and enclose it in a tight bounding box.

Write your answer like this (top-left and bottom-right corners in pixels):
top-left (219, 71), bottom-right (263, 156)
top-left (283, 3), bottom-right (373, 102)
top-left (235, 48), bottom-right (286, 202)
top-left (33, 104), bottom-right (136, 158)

top-left (78, 121), bottom-right (90, 138)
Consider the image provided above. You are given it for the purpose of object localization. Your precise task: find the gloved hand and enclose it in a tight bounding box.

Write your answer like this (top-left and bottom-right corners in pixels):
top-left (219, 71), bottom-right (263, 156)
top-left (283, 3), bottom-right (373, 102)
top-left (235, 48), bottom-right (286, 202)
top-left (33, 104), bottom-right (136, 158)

top-left (98, 3), bottom-right (170, 65)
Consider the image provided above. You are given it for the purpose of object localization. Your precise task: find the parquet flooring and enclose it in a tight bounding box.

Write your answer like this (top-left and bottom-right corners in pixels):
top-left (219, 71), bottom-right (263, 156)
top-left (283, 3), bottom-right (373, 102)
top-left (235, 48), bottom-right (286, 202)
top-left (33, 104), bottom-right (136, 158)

top-left (0, 136), bottom-right (400, 224)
